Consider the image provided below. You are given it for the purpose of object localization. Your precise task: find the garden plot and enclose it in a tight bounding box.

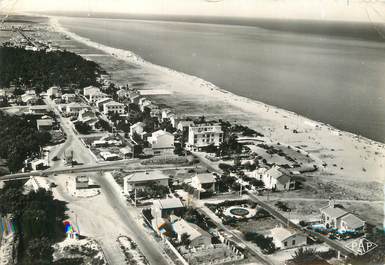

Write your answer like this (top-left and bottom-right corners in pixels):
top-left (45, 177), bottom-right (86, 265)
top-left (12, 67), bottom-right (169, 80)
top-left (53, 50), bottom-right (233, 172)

top-left (205, 200), bottom-right (276, 230)
top-left (117, 236), bottom-right (149, 265)
top-left (53, 238), bottom-right (108, 265)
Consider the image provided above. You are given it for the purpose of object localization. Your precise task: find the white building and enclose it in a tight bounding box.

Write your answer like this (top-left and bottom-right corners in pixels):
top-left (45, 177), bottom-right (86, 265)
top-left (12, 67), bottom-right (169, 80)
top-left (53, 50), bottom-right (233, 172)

top-left (100, 152), bottom-right (120, 161)
top-left (187, 123), bottom-right (224, 151)
top-left (151, 198), bottom-right (185, 220)
top-left (29, 105), bottom-right (48, 115)
top-left (177, 120), bottom-right (194, 132)
top-left (61, 93), bottom-right (76, 103)
top-left (147, 130), bottom-right (175, 156)
top-left (103, 101), bottom-right (125, 115)
top-left (173, 218), bottom-right (212, 247)
top-left (96, 98), bottom-right (113, 110)
top-left (47, 86), bottom-right (61, 98)
top-left (191, 173), bottom-right (216, 192)
top-left (83, 86), bottom-right (100, 97)
top-left (123, 170), bottom-right (169, 194)
top-left (23, 176), bottom-right (51, 194)
top-left (66, 102), bottom-right (90, 116)
top-left (262, 165), bottom-right (295, 191)
top-left (320, 201), bottom-right (365, 231)
top-left (36, 119), bottom-right (53, 131)
top-left (89, 92), bottom-right (108, 103)
top-left (21, 93), bottom-right (38, 105)
top-left (270, 227), bottom-right (307, 250)
top-left (78, 109), bottom-right (98, 129)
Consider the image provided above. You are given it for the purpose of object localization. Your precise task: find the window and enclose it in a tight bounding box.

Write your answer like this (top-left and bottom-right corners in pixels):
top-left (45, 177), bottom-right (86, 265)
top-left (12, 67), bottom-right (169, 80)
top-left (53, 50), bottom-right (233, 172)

top-left (284, 242), bottom-right (287, 247)
top-left (292, 240), bottom-right (295, 245)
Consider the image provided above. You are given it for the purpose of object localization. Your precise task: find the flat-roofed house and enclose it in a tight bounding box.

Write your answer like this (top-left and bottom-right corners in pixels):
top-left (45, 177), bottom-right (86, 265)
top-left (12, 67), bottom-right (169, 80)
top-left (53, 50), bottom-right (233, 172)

top-left (191, 173), bottom-right (216, 192)
top-left (66, 102), bottom-right (90, 116)
top-left (173, 218), bottom-right (212, 247)
top-left (96, 98), bottom-right (113, 111)
top-left (29, 105), bottom-right (48, 115)
top-left (83, 86), bottom-right (100, 97)
top-left (100, 151), bottom-right (120, 161)
top-left (151, 198), bottom-right (185, 220)
top-left (147, 130), bottom-right (175, 156)
top-left (61, 93), bottom-right (76, 103)
top-left (89, 92), bottom-right (108, 103)
top-left (262, 165), bottom-right (295, 191)
top-left (36, 119), bottom-right (53, 131)
top-left (270, 227), bottom-right (307, 250)
top-left (103, 101), bottom-right (125, 115)
top-left (123, 170), bottom-right (169, 194)
top-left (47, 86), bottom-right (61, 98)
top-left (187, 123), bottom-right (224, 151)
top-left (320, 201), bottom-right (365, 231)
top-left (177, 120), bottom-right (194, 132)
top-left (21, 93), bottom-right (38, 105)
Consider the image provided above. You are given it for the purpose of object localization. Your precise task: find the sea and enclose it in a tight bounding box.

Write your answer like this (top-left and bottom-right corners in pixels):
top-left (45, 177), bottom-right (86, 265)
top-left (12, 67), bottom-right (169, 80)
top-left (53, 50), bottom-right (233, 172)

top-left (57, 15), bottom-right (385, 143)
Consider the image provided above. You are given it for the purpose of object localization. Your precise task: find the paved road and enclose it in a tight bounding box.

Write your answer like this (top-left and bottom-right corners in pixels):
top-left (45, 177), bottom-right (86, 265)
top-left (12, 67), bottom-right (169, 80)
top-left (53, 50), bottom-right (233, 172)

top-left (95, 173), bottom-right (171, 265)
top-left (0, 163), bottom-right (196, 181)
top-left (42, 98), bottom-right (172, 265)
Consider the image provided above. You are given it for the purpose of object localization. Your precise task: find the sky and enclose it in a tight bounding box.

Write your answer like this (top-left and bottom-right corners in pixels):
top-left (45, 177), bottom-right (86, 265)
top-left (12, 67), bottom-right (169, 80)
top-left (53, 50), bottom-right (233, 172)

top-left (1, 0), bottom-right (385, 22)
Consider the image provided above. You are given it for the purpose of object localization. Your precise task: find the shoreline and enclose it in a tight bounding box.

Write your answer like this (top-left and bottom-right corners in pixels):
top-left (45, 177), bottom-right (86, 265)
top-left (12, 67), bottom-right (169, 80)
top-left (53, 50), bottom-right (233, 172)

top-left (49, 16), bottom-right (385, 184)
top-left (49, 16), bottom-right (384, 147)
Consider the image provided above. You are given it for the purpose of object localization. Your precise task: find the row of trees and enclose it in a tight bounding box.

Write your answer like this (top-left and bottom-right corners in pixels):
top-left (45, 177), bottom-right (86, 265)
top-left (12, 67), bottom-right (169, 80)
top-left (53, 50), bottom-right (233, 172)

top-left (0, 112), bottom-right (51, 173)
top-left (0, 181), bottom-right (68, 264)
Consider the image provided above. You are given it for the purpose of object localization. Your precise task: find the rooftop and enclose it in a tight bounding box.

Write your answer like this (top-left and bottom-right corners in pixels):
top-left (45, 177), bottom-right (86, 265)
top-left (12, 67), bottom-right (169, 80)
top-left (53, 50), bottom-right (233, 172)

top-left (270, 227), bottom-right (296, 242)
top-left (172, 219), bottom-right (210, 241)
top-left (341, 213), bottom-right (365, 229)
top-left (125, 170), bottom-right (169, 183)
top-left (155, 198), bottom-right (184, 210)
top-left (193, 173), bottom-right (216, 184)
top-left (321, 206), bottom-right (348, 219)
top-left (37, 119), bottom-right (53, 126)
top-left (151, 130), bottom-right (173, 138)
top-left (76, 176), bottom-right (89, 183)
top-left (104, 101), bottom-right (124, 106)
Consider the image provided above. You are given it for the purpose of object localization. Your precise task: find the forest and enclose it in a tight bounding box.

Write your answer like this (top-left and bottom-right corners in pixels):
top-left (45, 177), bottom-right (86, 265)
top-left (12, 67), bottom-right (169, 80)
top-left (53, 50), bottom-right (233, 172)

top-left (0, 111), bottom-right (51, 173)
top-left (0, 46), bottom-right (105, 91)
top-left (0, 181), bottom-right (67, 265)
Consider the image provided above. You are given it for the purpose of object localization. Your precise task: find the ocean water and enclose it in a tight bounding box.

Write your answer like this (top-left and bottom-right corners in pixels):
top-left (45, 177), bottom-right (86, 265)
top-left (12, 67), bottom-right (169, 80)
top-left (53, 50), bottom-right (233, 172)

top-left (58, 16), bottom-right (385, 143)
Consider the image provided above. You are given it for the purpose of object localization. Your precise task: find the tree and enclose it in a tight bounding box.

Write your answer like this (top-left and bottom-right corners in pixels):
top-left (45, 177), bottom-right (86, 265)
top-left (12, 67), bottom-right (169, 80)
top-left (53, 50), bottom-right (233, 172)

top-left (180, 233), bottom-right (191, 246)
top-left (0, 47), bottom-right (104, 89)
top-left (22, 238), bottom-right (54, 265)
top-left (0, 112), bottom-right (51, 172)
top-left (74, 121), bottom-right (92, 134)
top-left (291, 247), bottom-right (317, 264)
top-left (244, 232), bottom-right (276, 254)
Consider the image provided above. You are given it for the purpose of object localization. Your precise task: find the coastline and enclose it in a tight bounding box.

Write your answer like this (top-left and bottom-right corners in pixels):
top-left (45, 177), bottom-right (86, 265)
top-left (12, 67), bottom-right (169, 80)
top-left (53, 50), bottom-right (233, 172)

top-left (49, 16), bottom-right (385, 184)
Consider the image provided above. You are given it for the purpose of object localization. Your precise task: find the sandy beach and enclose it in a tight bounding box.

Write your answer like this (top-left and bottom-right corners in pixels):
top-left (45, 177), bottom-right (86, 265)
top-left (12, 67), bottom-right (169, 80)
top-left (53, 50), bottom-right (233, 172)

top-left (49, 17), bottom-right (385, 186)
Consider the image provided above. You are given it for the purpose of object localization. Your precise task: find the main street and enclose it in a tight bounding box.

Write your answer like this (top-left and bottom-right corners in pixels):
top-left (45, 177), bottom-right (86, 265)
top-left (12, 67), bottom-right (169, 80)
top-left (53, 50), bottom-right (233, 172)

top-left (41, 97), bottom-right (172, 265)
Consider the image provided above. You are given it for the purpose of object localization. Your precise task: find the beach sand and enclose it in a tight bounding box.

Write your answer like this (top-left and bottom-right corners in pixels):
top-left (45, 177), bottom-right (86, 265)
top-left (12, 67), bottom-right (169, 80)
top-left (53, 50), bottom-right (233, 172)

top-left (49, 17), bottom-right (385, 186)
